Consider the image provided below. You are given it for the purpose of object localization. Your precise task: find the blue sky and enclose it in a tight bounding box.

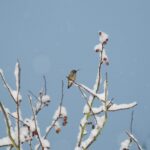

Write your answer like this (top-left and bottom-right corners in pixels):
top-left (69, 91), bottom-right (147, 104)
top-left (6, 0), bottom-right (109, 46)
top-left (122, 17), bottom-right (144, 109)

top-left (0, 0), bottom-right (150, 149)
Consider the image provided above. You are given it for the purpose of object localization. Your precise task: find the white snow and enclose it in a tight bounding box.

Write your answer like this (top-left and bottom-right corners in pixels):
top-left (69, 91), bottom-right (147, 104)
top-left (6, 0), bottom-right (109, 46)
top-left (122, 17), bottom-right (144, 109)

top-left (126, 132), bottom-right (143, 150)
top-left (74, 146), bottom-right (82, 150)
top-left (41, 95), bottom-right (51, 103)
top-left (91, 102), bottom-right (137, 114)
top-left (41, 138), bottom-right (50, 148)
top-left (20, 126), bottom-right (30, 142)
top-left (80, 116), bottom-right (87, 126)
top-left (96, 115), bottom-right (105, 128)
top-left (53, 106), bottom-right (67, 120)
top-left (83, 104), bottom-right (90, 114)
top-left (120, 139), bottom-right (130, 150)
top-left (77, 83), bottom-right (105, 102)
top-left (24, 118), bottom-right (36, 132)
top-left (81, 138), bottom-right (91, 148)
top-left (97, 92), bottom-right (105, 101)
top-left (34, 94), bottom-right (51, 114)
top-left (11, 90), bottom-right (22, 102)
top-left (54, 121), bottom-right (60, 128)
top-left (94, 43), bottom-right (103, 52)
top-left (0, 68), bottom-right (3, 75)
top-left (0, 137), bottom-right (11, 146)
top-left (99, 31), bottom-right (109, 44)
top-left (109, 102), bottom-right (137, 111)
top-left (91, 127), bottom-right (98, 137)
top-left (81, 115), bottom-right (106, 149)
top-left (14, 62), bottom-right (20, 91)
top-left (102, 49), bottom-right (109, 65)
top-left (11, 111), bottom-right (18, 119)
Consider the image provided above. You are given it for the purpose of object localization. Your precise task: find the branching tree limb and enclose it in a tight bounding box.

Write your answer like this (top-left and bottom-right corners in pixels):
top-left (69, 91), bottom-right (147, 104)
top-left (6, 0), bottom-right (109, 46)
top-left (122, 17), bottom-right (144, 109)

top-left (0, 102), bottom-right (19, 150)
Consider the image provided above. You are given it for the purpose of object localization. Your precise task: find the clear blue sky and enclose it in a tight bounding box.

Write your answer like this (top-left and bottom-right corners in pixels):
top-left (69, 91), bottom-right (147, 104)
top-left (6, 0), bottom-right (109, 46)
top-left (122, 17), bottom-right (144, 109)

top-left (0, 0), bottom-right (150, 149)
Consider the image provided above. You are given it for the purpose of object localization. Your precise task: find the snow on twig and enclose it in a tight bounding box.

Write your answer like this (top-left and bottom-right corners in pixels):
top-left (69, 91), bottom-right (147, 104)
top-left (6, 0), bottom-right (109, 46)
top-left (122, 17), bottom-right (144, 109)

top-left (28, 95), bottom-right (44, 148)
top-left (126, 131), bottom-right (143, 150)
top-left (0, 102), bottom-right (19, 149)
top-left (91, 102), bottom-right (137, 114)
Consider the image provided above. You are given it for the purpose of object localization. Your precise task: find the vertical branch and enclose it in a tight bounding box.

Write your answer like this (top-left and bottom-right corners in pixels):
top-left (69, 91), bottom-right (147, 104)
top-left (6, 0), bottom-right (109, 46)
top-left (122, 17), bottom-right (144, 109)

top-left (130, 110), bottom-right (134, 134)
top-left (44, 80), bottom-right (64, 138)
top-left (0, 72), bottom-right (16, 103)
top-left (28, 95), bottom-right (43, 148)
top-left (84, 72), bottom-right (109, 150)
top-left (77, 51), bottom-right (103, 147)
top-left (78, 87), bottom-right (97, 124)
top-left (104, 72), bottom-right (108, 117)
top-left (43, 75), bottom-right (47, 95)
top-left (16, 61), bottom-right (21, 149)
top-left (89, 51), bottom-right (103, 105)
top-left (29, 141), bottom-right (33, 150)
top-left (129, 110), bottom-right (134, 144)
top-left (36, 81), bottom-right (65, 150)
top-left (0, 102), bottom-right (19, 150)
top-left (59, 80), bottom-right (64, 115)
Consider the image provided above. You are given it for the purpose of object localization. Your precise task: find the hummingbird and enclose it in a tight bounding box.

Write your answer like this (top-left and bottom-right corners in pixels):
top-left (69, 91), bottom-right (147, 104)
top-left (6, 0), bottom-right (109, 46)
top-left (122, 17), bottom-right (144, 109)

top-left (67, 69), bottom-right (78, 88)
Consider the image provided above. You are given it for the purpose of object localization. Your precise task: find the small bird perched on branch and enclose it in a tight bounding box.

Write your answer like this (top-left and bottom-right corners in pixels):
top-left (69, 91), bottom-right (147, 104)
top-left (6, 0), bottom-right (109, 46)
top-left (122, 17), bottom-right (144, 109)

top-left (67, 69), bottom-right (78, 88)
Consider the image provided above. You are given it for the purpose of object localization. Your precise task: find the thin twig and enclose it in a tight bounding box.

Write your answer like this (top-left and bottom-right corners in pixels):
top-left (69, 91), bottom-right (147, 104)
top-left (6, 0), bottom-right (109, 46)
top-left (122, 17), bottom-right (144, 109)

top-left (28, 95), bottom-right (43, 148)
top-left (0, 102), bottom-right (19, 150)
top-left (74, 81), bottom-right (105, 103)
top-left (8, 112), bottom-right (28, 126)
top-left (130, 110), bottom-right (134, 134)
top-left (84, 72), bottom-right (109, 149)
top-left (29, 140), bottom-right (33, 150)
top-left (78, 87), bottom-right (97, 124)
top-left (126, 131), bottom-right (143, 150)
top-left (8, 146), bottom-right (13, 150)
top-left (45, 80), bottom-right (64, 138)
top-left (43, 76), bottom-right (47, 95)
top-left (28, 91), bottom-right (43, 115)
top-left (77, 50), bottom-right (103, 147)
top-left (28, 91), bottom-right (40, 102)
top-left (128, 110), bottom-right (134, 143)
top-left (36, 81), bottom-right (65, 150)
top-left (0, 72), bottom-right (16, 103)
top-left (104, 72), bottom-right (108, 117)
top-left (59, 80), bottom-right (64, 112)
top-left (16, 61), bottom-right (21, 149)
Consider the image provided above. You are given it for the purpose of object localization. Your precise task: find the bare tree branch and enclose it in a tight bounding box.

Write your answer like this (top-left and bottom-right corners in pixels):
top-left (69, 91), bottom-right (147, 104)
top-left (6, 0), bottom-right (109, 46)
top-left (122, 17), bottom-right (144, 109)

top-left (43, 75), bottom-right (47, 95)
top-left (130, 110), bottom-right (134, 134)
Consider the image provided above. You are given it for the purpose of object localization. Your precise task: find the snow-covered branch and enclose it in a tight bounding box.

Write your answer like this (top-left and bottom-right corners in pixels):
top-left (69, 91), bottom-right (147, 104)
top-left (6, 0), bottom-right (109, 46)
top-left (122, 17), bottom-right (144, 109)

top-left (73, 32), bottom-right (137, 150)
top-left (89, 102), bottom-right (137, 115)
top-left (0, 64), bottom-right (67, 150)
top-left (0, 31), bottom-right (140, 150)
top-left (120, 110), bottom-right (143, 150)
top-left (35, 81), bottom-right (67, 150)
top-left (0, 102), bottom-right (18, 149)
top-left (120, 132), bottom-right (143, 150)
top-left (126, 131), bottom-right (143, 150)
